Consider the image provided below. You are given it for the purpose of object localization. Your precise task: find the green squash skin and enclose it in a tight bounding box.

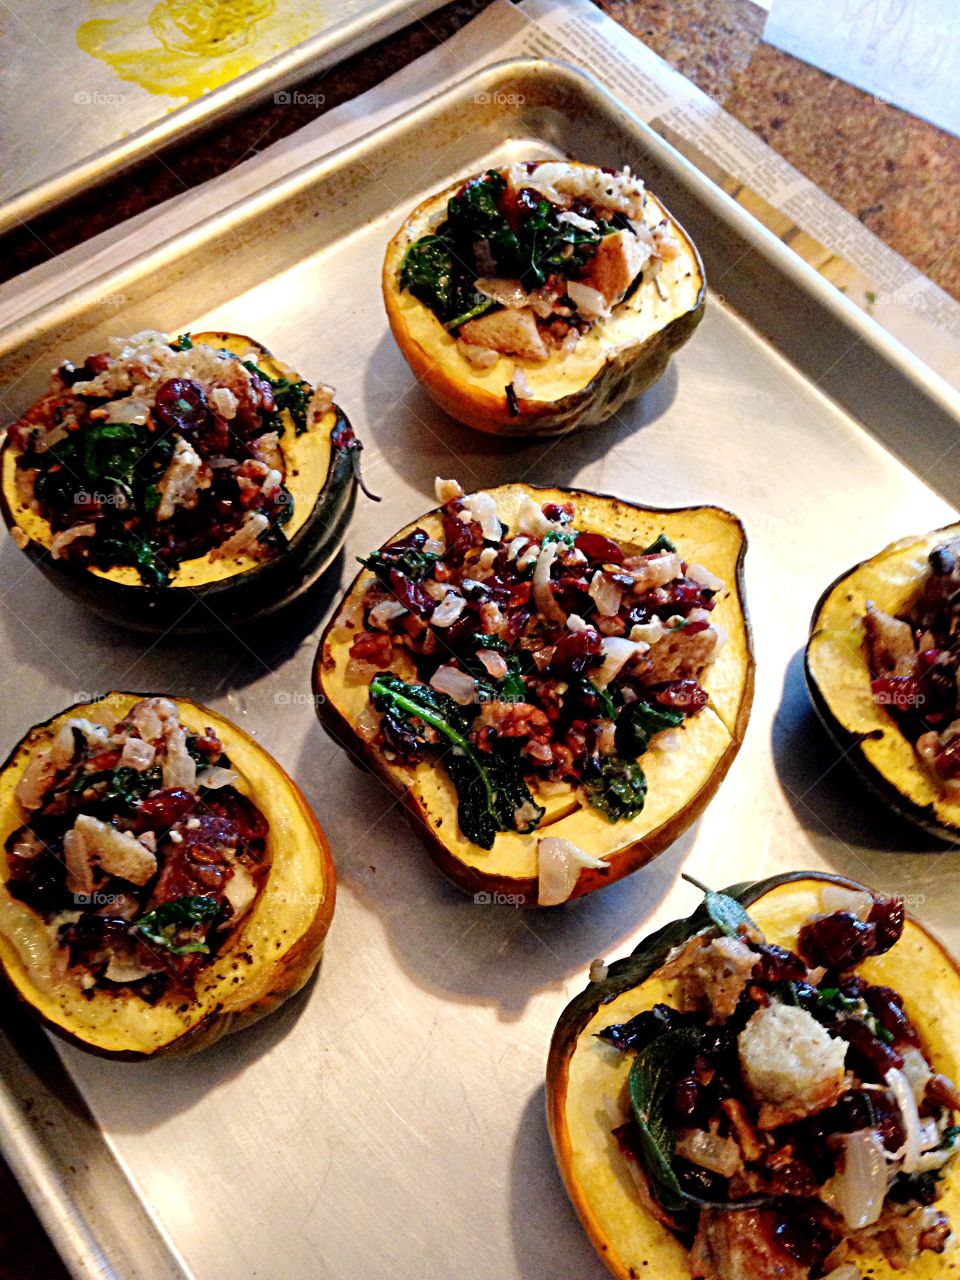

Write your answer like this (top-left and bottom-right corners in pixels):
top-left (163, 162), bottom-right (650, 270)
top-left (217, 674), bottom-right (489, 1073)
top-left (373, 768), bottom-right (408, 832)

top-left (804, 527), bottom-right (960, 843)
top-left (0, 407), bottom-right (359, 635)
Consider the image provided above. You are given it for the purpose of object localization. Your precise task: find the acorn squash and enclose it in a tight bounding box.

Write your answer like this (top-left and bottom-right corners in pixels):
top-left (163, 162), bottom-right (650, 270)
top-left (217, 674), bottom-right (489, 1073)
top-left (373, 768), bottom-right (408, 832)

top-left (0, 331), bottom-right (363, 633)
top-left (805, 523), bottom-right (960, 840)
top-left (0, 692), bottom-right (335, 1059)
top-left (382, 162), bottom-right (705, 437)
top-left (313, 483), bottom-right (753, 906)
top-left (546, 871), bottom-right (960, 1280)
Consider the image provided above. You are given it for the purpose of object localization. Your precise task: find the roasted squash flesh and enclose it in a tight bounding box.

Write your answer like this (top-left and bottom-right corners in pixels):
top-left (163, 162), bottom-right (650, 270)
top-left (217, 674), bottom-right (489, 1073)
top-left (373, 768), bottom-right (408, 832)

top-left (547, 874), bottom-right (960, 1280)
top-left (0, 693), bottom-right (335, 1058)
top-left (314, 484), bottom-right (752, 904)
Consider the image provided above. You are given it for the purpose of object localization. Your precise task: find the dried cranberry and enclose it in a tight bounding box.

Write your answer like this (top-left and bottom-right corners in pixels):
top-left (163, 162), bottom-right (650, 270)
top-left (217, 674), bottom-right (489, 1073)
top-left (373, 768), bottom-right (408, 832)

top-left (863, 984), bottom-right (919, 1046)
top-left (202, 786), bottom-right (269, 847)
top-left (153, 379), bottom-right (210, 435)
top-left (797, 911), bottom-right (878, 969)
top-left (597, 1003), bottom-right (697, 1052)
top-left (441, 510), bottom-right (482, 566)
top-left (833, 1018), bottom-right (904, 1081)
top-left (773, 1211), bottom-right (838, 1270)
top-left (825, 1087), bottom-right (906, 1151)
top-left (752, 943), bottom-right (807, 984)
top-left (541, 502), bottom-right (572, 523)
top-left (134, 787), bottom-right (196, 832)
top-left (868, 898), bottom-right (905, 954)
top-left (653, 680), bottom-right (708, 713)
top-left (574, 531), bottom-right (623, 564)
top-left (551, 627), bottom-right (603, 678)
top-left (671, 1074), bottom-right (700, 1122)
top-left (389, 568), bottom-right (432, 618)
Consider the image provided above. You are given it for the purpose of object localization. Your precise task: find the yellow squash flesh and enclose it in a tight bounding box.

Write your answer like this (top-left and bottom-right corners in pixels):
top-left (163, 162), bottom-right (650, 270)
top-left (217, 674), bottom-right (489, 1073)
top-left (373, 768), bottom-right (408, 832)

top-left (314, 484), bottom-right (753, 905)
top-left (805, 523), bottom-right (960, 838)
top-left (0, 693), bottom-right (336, 1059)
top-left (382, 165), bottom-right (705, 437)
top-left (547, 874), bottom-right (960, 1280)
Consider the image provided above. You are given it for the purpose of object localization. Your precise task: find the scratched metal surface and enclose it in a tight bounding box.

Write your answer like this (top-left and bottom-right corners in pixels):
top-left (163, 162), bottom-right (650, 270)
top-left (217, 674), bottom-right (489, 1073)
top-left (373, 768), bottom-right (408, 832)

top-left (0, 60), bottom-right (959, 1280)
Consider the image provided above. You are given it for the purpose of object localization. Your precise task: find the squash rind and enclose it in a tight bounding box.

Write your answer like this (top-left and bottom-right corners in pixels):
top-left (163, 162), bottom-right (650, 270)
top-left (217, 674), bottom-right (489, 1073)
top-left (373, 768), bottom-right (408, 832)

top-left (0, 692), bottom-right (336, 1059)
top-left (804, 522), bottom-right (960, 840)
top-left (546, 871), bottom-right (960, 1280)
top-left (0, 332), bottom-right (359, 634)
top-left (313, 483), bottom-right (753, 905)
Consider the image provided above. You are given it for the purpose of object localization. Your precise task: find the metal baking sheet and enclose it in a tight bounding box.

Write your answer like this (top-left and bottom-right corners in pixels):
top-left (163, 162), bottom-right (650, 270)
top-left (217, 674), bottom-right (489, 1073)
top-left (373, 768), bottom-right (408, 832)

top-left (2, 58), bottom-right (960, 1280)
top-left (0, 0), bottom-right (448, 235)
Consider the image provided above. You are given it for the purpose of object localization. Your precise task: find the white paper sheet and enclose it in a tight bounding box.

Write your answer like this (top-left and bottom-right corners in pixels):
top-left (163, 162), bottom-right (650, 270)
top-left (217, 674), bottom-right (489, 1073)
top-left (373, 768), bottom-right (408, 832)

top-left (765, 0), bottom-right (960, 139)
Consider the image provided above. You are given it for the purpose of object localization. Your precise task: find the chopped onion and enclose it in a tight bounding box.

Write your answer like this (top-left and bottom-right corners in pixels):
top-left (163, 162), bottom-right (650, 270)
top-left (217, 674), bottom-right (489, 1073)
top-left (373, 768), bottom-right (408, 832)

top-left (567, 281), bottom-right (609, 319)
top-left (120, 736), bottom-right (156, 771)
top-left (435, 477), bottom-right (463, 504)
top-left (557, 209), bottom-right (598, 232)
top-left (595, 637), bottom-right (644, 689)
top-left (533, 540), bottom-right (568, 627)
top-left (104, 955), bottom-right (159, 984)
top-left (588, 958), bottom-right (609, 983)
top-left (821, 884), bottom-right (874, 920)
top-left (429, 665), bottom-right (476, 706)
top-left (474, 276), bottom-right (529, 309)
top-left (538, 837), bottom-right (608, 906)
top-left (686, 561), bottom-right (725, 593)
top-left (515, 495), bottom-right (566, 539)
top-left (196, 766), bottom-right (240, 790)
top-left (511, 369), bottom-right (532, 397)
top-left (822, 1129), bottom-right (887, 1229)
top-left (457, 339), bottom-right (498, 370)
top-left (900, 1046), bottom-right (933, 1103)
top-left (430, 591), bottom-right (466, 628)
top-left (566, 613), bottom-right (588, 632)
top-left (477, 649), bottom-right (509, 680)
top-left (629, 618), bottom-right (666, 646)
top-left (223, 864), bottom-right (257, 925)
top-left (588, 570), bottom-right (622, 618)
top-left (51, 522), bottom-right (97, 560)
top-left (460, 489), bottom-right (502, 542)
top-left (887, 1067), bottom-right (923, 1173)
top-left (369, 600), bottom-right (408, 630)
top-left (675, 1129), bottom-right (741, 1179)
top-left (507, 536), bottom-right (529, 561)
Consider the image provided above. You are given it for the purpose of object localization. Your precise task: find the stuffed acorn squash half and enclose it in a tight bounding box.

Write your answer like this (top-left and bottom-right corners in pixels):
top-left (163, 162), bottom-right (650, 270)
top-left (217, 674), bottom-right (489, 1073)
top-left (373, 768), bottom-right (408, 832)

top-left (1, 330), bottom-right (367, 632)
top-left (314, 480), bottom-right (752, 906)
top-left (806, 524), bottom-right (960, 840)
top-left (382, 160), bottom-right (705, 437)
top-left (547, 872), bottom-right (960, 1280)
top-left (0, 692), bottom-right (335, 1058)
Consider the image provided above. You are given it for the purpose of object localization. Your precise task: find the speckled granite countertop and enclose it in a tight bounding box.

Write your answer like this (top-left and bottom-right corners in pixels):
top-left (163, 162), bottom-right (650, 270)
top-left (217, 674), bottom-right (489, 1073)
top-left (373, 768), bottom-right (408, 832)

top-left (1, 1), bottom-right (957, 1276)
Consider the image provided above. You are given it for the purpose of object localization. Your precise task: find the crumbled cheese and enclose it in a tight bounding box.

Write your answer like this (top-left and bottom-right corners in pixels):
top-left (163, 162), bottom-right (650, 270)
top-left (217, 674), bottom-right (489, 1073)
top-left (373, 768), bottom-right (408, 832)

top-left (156, 437), bottom-right (208, 521)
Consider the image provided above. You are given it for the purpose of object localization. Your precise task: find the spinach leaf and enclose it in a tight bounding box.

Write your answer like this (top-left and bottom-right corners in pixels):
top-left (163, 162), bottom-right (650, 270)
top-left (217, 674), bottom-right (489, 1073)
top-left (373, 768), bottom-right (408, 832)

top-left (368, 673), bottom-right (543, 849)
top-left (82, 422), bottom-right (144, 496)
top-left (242, 361), bottom-right (313, 435)
top-left (584, 758), bottom-right (647, 822)
top-left (95, 533), bottom-right (171, 587)
top-left (359, 543), bottom-right (439, 584)
top-left (682, 873), bottom-right (760, 939)
top-left (629, 1027), bottom-right (703, 1213)
top-left (398, 235), bottom-right (457, 319)
top-left (170, 333), bottom-right (193, 351)
top-left (615, 701), bottom-right (684, 758)
top-left (69, 765), bottom-right (163, 810)
top-left (643, 534), bottom-right (677, 555)
top-left (134, 896), bottom-right (220, 955)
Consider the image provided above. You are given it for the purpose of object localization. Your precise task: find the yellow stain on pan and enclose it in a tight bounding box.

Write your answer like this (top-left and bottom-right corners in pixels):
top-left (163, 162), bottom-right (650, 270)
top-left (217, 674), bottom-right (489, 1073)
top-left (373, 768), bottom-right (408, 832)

top-left (77, 0), bottom-right (327, 99)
